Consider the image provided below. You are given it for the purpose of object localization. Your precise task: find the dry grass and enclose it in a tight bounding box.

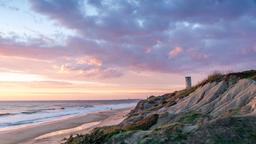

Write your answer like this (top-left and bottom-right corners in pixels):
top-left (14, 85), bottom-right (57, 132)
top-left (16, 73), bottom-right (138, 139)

top-left (178, 70), bottom-right (256, 99)
top-left (225, 70), bottom-right (256, 80)
top-left (64, 70), bottom-right (256, 144)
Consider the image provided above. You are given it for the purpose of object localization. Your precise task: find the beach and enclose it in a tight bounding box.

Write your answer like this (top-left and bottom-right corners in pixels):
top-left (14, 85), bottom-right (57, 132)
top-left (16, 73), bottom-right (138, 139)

top-left (0, 108), bottom-right (132, 144)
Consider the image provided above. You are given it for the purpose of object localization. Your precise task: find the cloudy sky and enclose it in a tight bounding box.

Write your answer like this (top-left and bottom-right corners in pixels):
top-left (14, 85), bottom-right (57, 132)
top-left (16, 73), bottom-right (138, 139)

top-left (0, 0), bottom-right (255, 100)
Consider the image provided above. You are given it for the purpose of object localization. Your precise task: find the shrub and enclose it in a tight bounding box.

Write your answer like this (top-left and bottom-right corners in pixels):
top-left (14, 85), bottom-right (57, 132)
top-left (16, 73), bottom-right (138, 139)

top-left (225, 70), bottom-right (256, 80)
top-left (63, 125), bottom-right (123, 144)
top-left (109, 131), bottom-right (136, 144)
top-left (251, 75), bottom-right (256, 81)
top-left (138, 137), bottom-right (162, 144)
top-left (124, 114), bottom-right (159, 131)
top-left (178, 112), bottom-right (203, 124)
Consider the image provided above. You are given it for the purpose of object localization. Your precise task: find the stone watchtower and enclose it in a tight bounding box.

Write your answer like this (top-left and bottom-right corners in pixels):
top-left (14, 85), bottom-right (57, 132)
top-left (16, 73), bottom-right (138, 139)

top-left (185, 76), bottom-right (192, 89)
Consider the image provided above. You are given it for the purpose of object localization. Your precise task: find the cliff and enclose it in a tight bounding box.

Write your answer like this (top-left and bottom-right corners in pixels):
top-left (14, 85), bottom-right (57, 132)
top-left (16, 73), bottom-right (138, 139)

top-left (64, 70), bottom-right (256, 144)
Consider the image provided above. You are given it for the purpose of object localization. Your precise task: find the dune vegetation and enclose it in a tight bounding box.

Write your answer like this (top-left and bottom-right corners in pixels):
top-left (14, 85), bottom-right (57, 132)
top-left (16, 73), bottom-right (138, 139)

top-left (64, 70), bottom-right (256, 144)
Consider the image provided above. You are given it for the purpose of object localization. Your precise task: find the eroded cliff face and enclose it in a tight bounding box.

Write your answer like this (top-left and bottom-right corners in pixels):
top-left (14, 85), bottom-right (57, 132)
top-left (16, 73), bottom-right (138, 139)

top-left (64, 70), bottom-right (256, 144)
top-left (167, 79), bottom-right (256, 117)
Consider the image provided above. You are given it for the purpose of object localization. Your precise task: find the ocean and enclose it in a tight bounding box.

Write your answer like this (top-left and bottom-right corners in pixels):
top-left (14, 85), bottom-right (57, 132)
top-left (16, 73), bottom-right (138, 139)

top-left (0, 100), bottom-right (138, 130)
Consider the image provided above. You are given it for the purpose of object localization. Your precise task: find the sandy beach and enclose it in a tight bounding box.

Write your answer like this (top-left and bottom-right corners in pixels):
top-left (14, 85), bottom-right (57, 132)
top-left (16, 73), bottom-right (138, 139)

top-left (0, 108), bottom-right (132, 144)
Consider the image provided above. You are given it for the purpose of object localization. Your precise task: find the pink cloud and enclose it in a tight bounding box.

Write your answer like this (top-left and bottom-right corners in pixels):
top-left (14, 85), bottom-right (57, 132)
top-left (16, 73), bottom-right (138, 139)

top-left (76, 56), bottom-right (102, 66)
top-left (188, 49), bottom-right (208, 60)
top-left (168, 47), bottom-right (183, 58)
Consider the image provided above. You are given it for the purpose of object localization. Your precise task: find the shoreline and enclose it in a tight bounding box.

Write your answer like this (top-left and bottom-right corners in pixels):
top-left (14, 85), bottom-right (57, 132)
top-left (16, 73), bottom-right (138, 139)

top-left (0, 107), bottom-right (132, 144)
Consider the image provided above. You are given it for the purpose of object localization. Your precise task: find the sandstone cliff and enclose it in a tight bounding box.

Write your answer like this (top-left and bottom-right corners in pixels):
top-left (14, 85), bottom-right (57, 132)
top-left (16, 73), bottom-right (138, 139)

top-left (64, 70), bottom-right (256, 144)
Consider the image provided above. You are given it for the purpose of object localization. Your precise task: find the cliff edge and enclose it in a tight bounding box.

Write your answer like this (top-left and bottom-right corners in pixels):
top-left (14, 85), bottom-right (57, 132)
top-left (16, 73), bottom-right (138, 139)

top-left (64, 70), bottom-right (256, 144)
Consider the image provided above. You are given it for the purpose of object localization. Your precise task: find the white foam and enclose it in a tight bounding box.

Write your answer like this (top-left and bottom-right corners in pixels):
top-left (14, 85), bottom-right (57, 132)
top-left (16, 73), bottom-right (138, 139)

top-left (0, 102), bottom-right (136, 130)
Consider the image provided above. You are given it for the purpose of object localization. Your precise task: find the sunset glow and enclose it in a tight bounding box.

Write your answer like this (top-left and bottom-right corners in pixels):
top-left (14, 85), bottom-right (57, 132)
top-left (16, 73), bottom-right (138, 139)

top-left (0, 0), bottom-right (255, 100)
top-left (0, 72), bottom-right (44, 82)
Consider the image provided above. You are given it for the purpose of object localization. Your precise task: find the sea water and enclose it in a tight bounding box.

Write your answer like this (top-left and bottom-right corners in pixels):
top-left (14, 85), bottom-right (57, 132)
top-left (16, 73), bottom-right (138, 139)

top-left (0, 100), bottom-right (138, 130)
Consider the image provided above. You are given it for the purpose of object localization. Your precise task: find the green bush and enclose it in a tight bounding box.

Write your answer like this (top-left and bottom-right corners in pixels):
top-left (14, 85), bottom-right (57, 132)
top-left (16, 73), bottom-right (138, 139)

top-left (178, 112), bottom-right (203, 124)
top-left (63, 125), bottom-right (124, 144)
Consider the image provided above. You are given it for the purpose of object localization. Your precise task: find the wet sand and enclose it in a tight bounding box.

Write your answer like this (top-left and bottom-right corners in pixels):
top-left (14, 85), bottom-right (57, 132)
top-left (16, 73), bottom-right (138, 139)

top-left (0, 108), bottom-right (132, 144)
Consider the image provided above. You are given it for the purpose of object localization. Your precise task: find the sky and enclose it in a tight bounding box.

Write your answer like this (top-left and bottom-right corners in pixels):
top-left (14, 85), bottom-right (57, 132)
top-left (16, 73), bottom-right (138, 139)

top-left (0, 0), bottom-right (255, 100)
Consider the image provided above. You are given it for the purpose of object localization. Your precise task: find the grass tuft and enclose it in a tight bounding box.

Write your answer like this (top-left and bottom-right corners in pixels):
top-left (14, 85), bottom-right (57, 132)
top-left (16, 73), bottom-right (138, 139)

top-left (178, 112), bottom-right (203, 124)
top-left (124, 114), bottom-right (159, 131)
